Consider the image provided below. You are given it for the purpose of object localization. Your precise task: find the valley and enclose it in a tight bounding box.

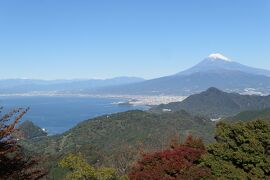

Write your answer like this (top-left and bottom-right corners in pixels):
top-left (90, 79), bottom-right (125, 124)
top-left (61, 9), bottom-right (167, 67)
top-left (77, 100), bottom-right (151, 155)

top-left (17, 87), bottom-right (270, 178)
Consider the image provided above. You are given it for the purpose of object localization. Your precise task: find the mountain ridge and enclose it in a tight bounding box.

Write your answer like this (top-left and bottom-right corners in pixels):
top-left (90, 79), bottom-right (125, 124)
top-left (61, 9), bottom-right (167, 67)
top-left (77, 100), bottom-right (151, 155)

top-left (223, 108), bottom-right (270, 123)
top-left (21, 110), bottom-right (215, 177)
top-left (91, 54), bottom-right (270, 95)
top-left (178, 54), bottom-right (270, 76)
top-left (151, 87), bottom-right (270, 118)
top-left (93, 70), bottom-right (270, 95)
top-left (1, 54), bottom-right (270, 96)
top-left (0, 76), bottom-right (145, 93)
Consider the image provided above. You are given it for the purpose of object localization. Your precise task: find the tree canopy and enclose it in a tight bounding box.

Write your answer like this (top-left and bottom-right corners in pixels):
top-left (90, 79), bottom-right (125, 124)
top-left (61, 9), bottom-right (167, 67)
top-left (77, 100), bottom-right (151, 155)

top-left (59, 153), bottom-right (121, 180)
top-left (0, 107), bottom-right (47, 179)
top-left (202, 120), bottom-right (270, 179)
top-left (128, 135), bottom-right (211, 180)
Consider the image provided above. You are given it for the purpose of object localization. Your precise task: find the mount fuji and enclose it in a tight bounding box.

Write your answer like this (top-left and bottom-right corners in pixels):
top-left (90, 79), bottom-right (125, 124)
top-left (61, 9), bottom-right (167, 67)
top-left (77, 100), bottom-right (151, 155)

top-left (95, 53), bottom-right (270, 95)
top-left (178, 53), bottom-right (270, 77)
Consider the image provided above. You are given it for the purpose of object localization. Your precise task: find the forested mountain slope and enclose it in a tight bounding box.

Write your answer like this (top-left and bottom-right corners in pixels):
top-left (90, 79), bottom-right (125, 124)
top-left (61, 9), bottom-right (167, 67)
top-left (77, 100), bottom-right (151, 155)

top-left (152, 87), bottom-right (270, 118)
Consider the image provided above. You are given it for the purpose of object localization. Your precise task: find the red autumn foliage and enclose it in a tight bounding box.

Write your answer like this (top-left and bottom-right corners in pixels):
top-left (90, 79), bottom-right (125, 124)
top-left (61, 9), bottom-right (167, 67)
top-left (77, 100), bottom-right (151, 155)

top-left (128, 135), bottom-right (210, 180)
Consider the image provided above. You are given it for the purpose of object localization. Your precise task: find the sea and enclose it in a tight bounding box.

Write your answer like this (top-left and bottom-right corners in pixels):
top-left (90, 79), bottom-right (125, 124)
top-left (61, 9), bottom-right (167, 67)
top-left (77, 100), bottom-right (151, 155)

top-left (0, 96), bottom-right (149, 135)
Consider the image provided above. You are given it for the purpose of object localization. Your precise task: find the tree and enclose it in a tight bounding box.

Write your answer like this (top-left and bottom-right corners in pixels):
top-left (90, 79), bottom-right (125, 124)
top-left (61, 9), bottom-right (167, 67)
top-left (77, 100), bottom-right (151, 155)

top-left (201, 120), bottom-right (270, 179)
top-left (110, 144), bottom-right (143, 175)
top-left (59, 153), bottom-right (119, 180)
top-left (0, 107), bottom-right (47, 179)
top-left (128, 135), bottom-right (211, 180)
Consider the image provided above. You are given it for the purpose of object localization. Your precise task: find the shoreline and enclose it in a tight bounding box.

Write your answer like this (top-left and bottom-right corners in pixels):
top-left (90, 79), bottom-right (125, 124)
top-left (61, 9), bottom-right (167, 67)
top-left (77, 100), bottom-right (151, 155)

top-left (0, 92), bottom-right (187, 106)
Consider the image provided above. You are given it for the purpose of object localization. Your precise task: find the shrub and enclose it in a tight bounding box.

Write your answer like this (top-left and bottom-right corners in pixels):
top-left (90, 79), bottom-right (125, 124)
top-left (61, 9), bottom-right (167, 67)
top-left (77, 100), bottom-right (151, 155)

top-left (59, 153), bottom-right (119, 180)
top-left (128, 135), bottom-right (210, 180)
top-left (202, 120), bottom-right (270, 179)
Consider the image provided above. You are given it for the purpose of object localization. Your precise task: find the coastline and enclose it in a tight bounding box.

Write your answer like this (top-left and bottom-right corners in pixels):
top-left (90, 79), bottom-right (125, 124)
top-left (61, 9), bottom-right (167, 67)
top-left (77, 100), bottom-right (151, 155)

top-left (0, 92), bottom-right (187, 106)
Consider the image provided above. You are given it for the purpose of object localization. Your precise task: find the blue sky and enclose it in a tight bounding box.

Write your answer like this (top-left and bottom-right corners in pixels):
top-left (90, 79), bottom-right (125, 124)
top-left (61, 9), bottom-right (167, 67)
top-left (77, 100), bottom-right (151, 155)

top-left (0, 0), bottom-right (269, 79)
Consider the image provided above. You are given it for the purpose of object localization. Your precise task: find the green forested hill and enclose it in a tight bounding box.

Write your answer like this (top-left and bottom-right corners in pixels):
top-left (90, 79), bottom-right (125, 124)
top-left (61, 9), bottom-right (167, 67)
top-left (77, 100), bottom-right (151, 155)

top-left (151, 87), bottom-right (270, 118)
top-left (14, 120), bottom-right (47, 139)
top-left (21, 110), bottom-right (214, 177)
top-left (21, 107), bottom-right (270, 178)
top-left (223, 108), bottom-right (270, 123)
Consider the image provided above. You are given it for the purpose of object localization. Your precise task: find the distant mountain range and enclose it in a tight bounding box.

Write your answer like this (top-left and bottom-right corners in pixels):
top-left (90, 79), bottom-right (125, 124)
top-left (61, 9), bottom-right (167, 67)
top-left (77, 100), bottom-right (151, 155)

top-left (0, 77), bottom-right (144, 94)
top-left (1, 54), bottom-right (270, 96)
top-left (94, 54), bottom-right (270, 95)
top-left (151, 87), bottom-right (270, 118)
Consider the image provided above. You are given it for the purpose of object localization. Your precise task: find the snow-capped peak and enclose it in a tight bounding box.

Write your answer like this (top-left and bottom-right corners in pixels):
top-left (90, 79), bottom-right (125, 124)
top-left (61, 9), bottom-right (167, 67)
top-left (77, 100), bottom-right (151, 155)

top-left (208, 53), bottom-right (231, 62)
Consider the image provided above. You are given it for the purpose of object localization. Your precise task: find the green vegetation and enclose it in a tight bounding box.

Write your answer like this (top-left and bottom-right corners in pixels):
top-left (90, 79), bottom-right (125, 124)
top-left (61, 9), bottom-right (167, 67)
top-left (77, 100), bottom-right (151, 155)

top-left (58, 153), bottom-right (121, 180)
top-left (224, 108), bottom-right (270, 123)
top-left (17, 120), bottom-right (47, 139)
top-left (19, 104), bottom-right (270, 179)
top-left (152, 87), bottom-right (270, 118)
top-left (202, 120), bottom-right (270, 179)
top-left (129, 120), bottom-right (270, 179)
top-left (21, 110), bottom-right (214, 177)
